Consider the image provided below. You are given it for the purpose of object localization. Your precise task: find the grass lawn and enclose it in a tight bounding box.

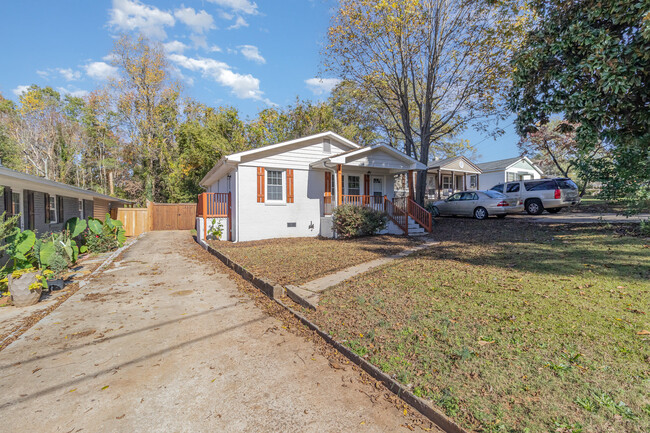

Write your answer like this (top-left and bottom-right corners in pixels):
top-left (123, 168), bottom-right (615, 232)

top-left (208, 235), bottom-right (422, 286)
top-left (307, 219), bottom-right (650, 433)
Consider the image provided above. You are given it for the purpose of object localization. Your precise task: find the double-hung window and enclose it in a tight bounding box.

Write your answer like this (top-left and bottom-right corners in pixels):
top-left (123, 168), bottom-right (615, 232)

top-left (49, 195), bottom-right (58, 223)
top-left (347, 175), bottom-right (360, 195)
top-left (266, 170), bottom-right (284, 202)
top-left (442, 175), bottom-right (452, 190)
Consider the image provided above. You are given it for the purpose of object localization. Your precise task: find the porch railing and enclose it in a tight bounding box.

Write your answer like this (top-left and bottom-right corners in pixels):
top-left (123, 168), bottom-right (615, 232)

top-left (197, 192), bottom-right (231, 241)
top-left (384, 197), bottom-right (408, 235)
top-left (342, 195), bottom-right (384, 211)
top-left (407, 198), bottom-right (433, 233)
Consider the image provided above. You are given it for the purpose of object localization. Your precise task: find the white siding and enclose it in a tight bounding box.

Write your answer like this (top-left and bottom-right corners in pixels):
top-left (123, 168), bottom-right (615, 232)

top-left (236, 166), bottom-right (324, 242)
top-left (479, 171), bottom-right (506, 190)
top-left (239, 138), bottom-right (349, 170)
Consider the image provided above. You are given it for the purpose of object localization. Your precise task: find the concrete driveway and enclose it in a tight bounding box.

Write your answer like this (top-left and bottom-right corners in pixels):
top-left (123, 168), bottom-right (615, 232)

top-left (0, 231), bottom-right (430, 432)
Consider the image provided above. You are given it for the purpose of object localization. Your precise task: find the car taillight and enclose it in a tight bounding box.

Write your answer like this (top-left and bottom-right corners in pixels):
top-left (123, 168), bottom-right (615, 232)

top-left (554, 189), bottom-right (561, 199)
top-left (497, 200), bottom-right (509, 207)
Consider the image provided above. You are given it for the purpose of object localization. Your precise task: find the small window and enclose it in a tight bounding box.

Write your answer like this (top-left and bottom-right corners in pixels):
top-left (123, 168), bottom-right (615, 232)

top-left (287, 222), bottom-right (297, 228)
top-left (267, 170), bottom-right (284, 201)
top-left (49, 195), bottom-right (58, 223)
top-left (469, 175), bottom-right (477, 189)
top-left (348, 175), bottom-right (360, 195)
top-left (525, 180), bottom-right (557, 191)
top-left (491, 184), bottom-right (504, 193)
top-left (11, 192), bottom-right (20, 216)
top-left (442, 175), bottom-right (452, 190)
top-left (506, 183), bottom-right (520, 193)
top-left (506, 172), bottom-right (516, 182)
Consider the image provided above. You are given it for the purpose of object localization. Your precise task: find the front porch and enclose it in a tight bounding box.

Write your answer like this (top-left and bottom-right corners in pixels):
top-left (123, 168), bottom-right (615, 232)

top-left (427, 156), bottom-right (482, 200)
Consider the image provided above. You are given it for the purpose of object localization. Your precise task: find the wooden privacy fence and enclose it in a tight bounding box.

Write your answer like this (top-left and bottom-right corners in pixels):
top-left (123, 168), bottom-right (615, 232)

top-left (115, 201), bottom-right (197, 236)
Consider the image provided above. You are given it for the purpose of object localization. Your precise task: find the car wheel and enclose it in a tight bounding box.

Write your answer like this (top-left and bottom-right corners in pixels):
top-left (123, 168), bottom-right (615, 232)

top-left (474, 207), bottom-right (488, 220)
top-left (547, 208), bottom-right (562, 214)
top-left (496, 214), bottom-right (507, 219)
top-left (431, 206), bottom-right (440, 217)
top-left (526, 199), bottom-right (544, 215)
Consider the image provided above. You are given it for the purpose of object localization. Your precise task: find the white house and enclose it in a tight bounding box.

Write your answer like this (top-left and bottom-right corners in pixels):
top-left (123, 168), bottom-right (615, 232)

top-left (477, 156), bottom-right (543, 190)
top-left (197, 131), bottom-right (429, 242)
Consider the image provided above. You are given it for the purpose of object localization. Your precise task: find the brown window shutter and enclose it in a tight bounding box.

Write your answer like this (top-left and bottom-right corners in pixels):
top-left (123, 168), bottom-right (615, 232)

top-left (4, 187), bottom-right (12, 218)
top-left (57, 196), bottom-right (64, 223)
top-left (28, 191), bottom-right (35, 229)
top-left (364, 174), bottom-right (370, 195)
top-left (324, 172), bottom-right (331, 193)
top-left (256, 167), bottom-right (265, 203)
top-left (44, 193), bottom-right (50, 223)
top-left (286, 169), bottom-right (294, 203)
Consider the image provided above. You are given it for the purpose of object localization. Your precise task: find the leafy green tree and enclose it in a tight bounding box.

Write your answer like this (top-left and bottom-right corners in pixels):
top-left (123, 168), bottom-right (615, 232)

top-left (509, 0), bottom-right (650, 211)
top-left (0, 94), bottom-right (23, 170)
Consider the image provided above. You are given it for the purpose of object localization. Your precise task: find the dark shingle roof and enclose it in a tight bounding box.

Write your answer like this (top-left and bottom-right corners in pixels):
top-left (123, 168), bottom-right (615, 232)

top-left (476, 157), bottom-right (524, 172)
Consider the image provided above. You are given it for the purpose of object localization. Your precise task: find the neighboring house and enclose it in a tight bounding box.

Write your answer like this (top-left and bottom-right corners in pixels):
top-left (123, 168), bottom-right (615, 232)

top-left (197, 131), bottom-right (428, 242)
top-left (0, 164), bottom-right (130, 233)
top-left (477, 156), bottom-right (544, 190)
top-left (426, 156), bottom-right (483, 200)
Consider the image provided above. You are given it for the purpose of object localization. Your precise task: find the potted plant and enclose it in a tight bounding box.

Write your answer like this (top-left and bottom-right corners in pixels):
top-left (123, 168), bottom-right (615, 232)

top-left (208, 220), bottom-right (224, 240)
top-left (7, 267), bottom-right (48, 307)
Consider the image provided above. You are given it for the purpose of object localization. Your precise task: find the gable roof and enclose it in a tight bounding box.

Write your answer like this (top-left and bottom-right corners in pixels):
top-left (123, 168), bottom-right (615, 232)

top-left (311, 143), bottom-right (427, 171)
top-left (477, 156), bottom-right (543, 175)
top-left (0, 165), bottom-right (131, 203)
top-left (428, 155), bottom-right (482, 173)
top-left (225, 131), bottom-right (359, 163)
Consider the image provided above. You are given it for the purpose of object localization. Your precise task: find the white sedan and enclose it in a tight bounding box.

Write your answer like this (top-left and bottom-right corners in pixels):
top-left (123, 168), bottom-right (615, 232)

top-left (430, 190), bottom-right (523, 220)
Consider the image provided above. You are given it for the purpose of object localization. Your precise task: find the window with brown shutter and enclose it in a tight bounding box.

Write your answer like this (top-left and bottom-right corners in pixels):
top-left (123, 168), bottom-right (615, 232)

top-left (364, 174), bottom-right (370, 195)
top-left (324, 172), bottom-right (331, 194)
top-left (3, 187), bottom-right (12, 219)
top-left (256, 167), bottom-right (265, 203)
top-left (286, 169), bottom-right (294, 203)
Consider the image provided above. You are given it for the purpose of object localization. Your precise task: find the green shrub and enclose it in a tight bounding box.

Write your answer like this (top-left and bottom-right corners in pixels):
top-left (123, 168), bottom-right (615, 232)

top-left (82, 214), bottom-right (126, 253)
top-left (640, 219), bottom-right (650, 236)
top-left (332, 204), bottom-right (387, 238)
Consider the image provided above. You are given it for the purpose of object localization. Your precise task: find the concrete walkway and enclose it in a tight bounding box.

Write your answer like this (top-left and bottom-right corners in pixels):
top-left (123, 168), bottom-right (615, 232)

top-left (287, 239), bottom-right (438, 309)
top-left (0, 231), bottom-right (435, 432)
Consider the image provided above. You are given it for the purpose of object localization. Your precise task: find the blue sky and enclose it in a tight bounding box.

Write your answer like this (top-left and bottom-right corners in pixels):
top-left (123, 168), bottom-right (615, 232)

top-left (0, 0), bottom-right (519, 162)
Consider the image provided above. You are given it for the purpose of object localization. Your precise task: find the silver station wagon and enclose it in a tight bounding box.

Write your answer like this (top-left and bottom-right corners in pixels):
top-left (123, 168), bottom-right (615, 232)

top-left (430, 190), bottom-right (523, 220)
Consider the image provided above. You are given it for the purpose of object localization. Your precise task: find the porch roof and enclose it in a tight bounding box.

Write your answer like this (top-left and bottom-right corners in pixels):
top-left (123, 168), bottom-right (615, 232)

top-left (310, 143), bottom-right (426, 173)
top-left (427, 155), bottom-right (481, 174)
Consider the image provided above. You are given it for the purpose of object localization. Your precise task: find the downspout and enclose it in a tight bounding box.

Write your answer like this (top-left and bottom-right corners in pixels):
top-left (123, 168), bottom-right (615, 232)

top-left (235, 167), bottom-right (240, 243)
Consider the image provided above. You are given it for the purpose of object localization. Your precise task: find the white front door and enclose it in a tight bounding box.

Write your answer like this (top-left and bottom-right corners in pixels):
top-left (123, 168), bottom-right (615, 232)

top-left (372, 177), bottom-right (383, 198)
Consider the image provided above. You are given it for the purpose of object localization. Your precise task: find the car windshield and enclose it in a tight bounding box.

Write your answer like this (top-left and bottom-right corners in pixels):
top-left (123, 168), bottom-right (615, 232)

top-left (483, 190), bottom-right (506, 199)
top-left (556, 179), bottom-right (578, 189)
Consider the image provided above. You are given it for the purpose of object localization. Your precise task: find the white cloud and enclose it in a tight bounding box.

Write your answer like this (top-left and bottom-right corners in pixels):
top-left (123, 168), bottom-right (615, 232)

top-left (174, 7), bottom-right (215, 34)
top-left (57, 87), bottom-right (89, 98)
top-left (102, 53), bottom-right (117, 62)
top-left (108, 0), bottom-right (175, 39)
top-left (12, 85), bottom-right (30, 96)
top-left (305, 78), bottom-right (342, 95)
top-left (163, 40), bottom-right (189, 53)
top-left (36, 70), bottom-right (50, 79)
top-left (208, 0), bottom-right (258, 15)
top-left (209, 45), bottom-right (222, 52)
top-left (239, 45), bottom-right (265, 64)
top-left (57, 68), bottom-right (82, 81)
top-left (85, 62), bottom-right (118, 81)
top-left (169, 53), bottom-right (274, 105)
top-left (228, 16), bottom-right (249, 30)
top-left (189, 34), bottom-right (208, 49)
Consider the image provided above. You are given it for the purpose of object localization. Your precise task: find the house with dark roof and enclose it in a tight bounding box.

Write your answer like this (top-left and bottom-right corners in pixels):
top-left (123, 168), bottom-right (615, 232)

top-left (476, 156), bottom-right (544, 190)
top-left (0, 164), bottom-right (130, 233)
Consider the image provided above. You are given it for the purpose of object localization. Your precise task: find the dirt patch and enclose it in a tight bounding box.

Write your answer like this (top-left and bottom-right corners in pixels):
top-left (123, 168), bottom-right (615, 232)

top-left (81, 291), bottom-right (127, 302)
top-left (170, 290), bottom-right (193, 296)
top-left (67, 329), bottom-right (96, 339)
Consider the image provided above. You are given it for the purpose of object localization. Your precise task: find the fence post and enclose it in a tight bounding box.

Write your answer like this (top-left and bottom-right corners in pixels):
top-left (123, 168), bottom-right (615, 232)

top-left (202, 193), bottom-right (208, 241)
top-left (227, 192), bottom-right (232, 242)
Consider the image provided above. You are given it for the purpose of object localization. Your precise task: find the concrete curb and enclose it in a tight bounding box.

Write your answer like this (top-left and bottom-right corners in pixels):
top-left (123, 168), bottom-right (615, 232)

top-left (195, 236), bottom-right (470, 433)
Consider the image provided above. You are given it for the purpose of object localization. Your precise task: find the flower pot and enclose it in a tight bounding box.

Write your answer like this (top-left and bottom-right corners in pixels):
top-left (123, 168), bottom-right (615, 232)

top-left (8, 272), bottom-right (43, 307)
